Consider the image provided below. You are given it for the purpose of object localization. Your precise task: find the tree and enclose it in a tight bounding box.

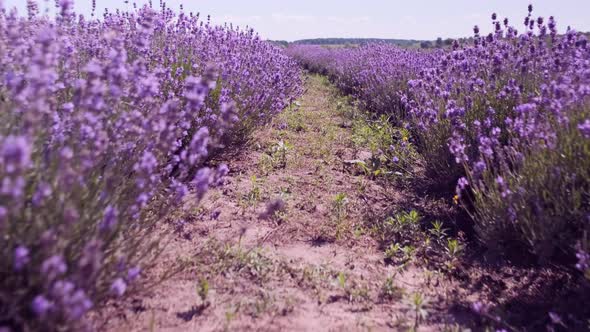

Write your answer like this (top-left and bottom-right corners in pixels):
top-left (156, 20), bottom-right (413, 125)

top-left (420, 41), bottom-right (433, 49)
top-left (436, 37), bottom-right (443, 48)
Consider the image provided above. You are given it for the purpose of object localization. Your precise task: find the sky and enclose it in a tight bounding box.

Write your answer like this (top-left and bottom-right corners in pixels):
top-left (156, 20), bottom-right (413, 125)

top-left (3, 0), bottom-right (590, 41)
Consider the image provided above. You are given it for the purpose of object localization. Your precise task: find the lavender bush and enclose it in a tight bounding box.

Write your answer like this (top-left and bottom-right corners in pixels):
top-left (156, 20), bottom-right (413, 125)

top-left (406, 7), bottom-right (590, 259)
top-left (287, 7), bottom-right (590, 266)
top-left (0, 0), bottom-right (301, 329)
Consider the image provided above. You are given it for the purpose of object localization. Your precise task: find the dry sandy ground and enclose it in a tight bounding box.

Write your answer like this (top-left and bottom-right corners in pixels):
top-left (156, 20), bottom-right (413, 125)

top-left (91, 75), bottom-right (589, 332)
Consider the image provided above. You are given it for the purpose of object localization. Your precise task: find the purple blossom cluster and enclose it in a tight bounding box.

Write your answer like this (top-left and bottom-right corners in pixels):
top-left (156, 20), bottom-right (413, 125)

top-left (0, 0), bottom-right (301, 330)
top-left (576, 246), bottom-right (590, 278)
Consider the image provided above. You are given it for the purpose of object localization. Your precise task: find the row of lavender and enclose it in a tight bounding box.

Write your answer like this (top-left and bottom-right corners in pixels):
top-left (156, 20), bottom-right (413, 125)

top-left (0, 1), bottom-right (301, 329)
top-left (287, 8), bottom-right (590, 276)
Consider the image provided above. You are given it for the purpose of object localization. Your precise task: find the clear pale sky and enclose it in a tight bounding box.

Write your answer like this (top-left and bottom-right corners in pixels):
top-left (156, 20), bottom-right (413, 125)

top-left (3, 0), bottom-right (590, 41)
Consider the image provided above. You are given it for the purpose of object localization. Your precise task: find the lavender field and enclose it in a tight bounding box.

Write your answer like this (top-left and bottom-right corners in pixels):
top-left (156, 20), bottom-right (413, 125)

top-left (1, 1), bottom-right (589, 331)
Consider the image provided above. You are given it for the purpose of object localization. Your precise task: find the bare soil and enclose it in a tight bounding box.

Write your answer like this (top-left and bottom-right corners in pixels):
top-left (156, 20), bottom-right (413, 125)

top-left (91, 75), bottom-right (590, 332)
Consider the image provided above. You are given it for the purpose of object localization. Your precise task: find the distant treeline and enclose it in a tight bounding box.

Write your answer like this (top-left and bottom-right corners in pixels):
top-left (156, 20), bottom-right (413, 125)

top-left (268, 37), bottom-right (463, 49)
top-left (293, 38), bottom-right (422, 47)
top-left (270, 33), bottom-right (590, 49)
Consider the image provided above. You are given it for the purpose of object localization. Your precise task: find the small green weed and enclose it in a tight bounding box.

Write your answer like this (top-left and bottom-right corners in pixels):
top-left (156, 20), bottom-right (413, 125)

top-left (197, 278), bottom-right (210, 304)
top-left (429, 220), bottom-right (449, 243)
top-left (258, 140), bottom-right (292, 174)
top-left (377, 210), bottom-right (422, 245)
top-left (351, 114), bottom-right (419, 180)
top-left (380, 277), bottom-right (403, 301)
top-left (407, 292), bottom-right (429, 330)
top-left (242, 175), bottom-right (262, 206)
top-left (332, 193), bottom-right (349, 220)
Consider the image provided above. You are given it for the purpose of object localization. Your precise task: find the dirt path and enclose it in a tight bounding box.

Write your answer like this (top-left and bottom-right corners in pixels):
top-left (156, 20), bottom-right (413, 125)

top-left (93, 75), bottom-right (471, 332)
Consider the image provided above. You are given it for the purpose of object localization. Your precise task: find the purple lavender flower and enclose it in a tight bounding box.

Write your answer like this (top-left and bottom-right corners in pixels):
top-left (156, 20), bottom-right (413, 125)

top-left (134, 151), bottom-right (158, 179)
top-left (65, 290), bottom-right (93, 320)
top-left (99, 205), bottom-right (118, 233)
top-left (51, 280), bottom-right (75, 299)
top-left (31, 295), bottom-right (53, 317)
top-left (32, 182), bottom-right (52, 207)
top-left (1, 176), bottom-right (26, 198)
top-left (188, 127), bottom-right (210, 165)
top-left (13, 246), bottom-right (30, 271)
top-left (110, 278), bottom-right (127, 297)
top-left (548, 312), bottom-right (566, 327)
top-left (0, 206), bottom-right (7, 226)
top-left (1, 136), bottom-right (31, 174)
top-left (26, 0), bottom-right (39, 18)
top-left (458, 177), bottom-right (469, 190)
top-left (193, 168), bottom-right (212, 200)
top-left (213, 164), bottom-right (229, 187)
top-left (507, 207), bottom-right (517, 223)
top-left (183, 76), bottom-right (208, 108)
top-left (578, 119), bottom-right (590, 138)
top-left (473, 160), bottom-right (487, 176)
top-left (41, 255), bottom-right (67, 281)
top-left (478, 135), bottom-right (494, 158)
top-left (220, 102), bottom-right (239, 125)
top-left (471, 301), bottom-right (487, 314)
top-left (63, 206), bottom-right (79, 224)
top-left (78, 240), bottom-right (103, 277)
top-left (515, 103), bottom-right (536, 114)
top-left (455, 177), bottom-right (470, 198)
top-left (172, 180), bottom-right (189, 202)
top-left (576, 248), bottom-right (589, 272)
top-left (449, 134), bottom-right (469, 164)
top-left (495, 176), bottom-right (512, 198)
top-left (127, 267), bottom-right (141, 282)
